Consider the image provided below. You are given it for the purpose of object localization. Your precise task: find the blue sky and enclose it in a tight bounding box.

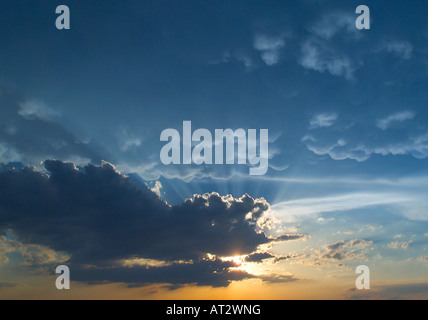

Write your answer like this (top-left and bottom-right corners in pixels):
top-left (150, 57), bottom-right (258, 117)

top-left (1, 0), bottom-right (428, 299)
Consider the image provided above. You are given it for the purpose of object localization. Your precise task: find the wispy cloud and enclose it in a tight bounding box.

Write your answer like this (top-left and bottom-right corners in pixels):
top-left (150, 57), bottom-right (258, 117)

top-left (308, 12), bottom-right (358, 40)
top-left (253, 34), bottom-right (289, 66)
top-left (0, 142), bottom-right (21, 164)
top-left (0, 236), bottom-right (69, 267)
top-left (235, 52), bottom-right (255, 71)
top-left (116, 127), bottom-right (142, 152)
top-left (377, 40), bottom-right (414, 60)
top-left (299, 39), bottom-right (355, 79)
top-left (309, 113), bottom-right (338, 129)
top-left (18, 100), bottom-right (59, 121)
top-left (368, 134), bottom-right (428, 159)
top-left (305, 138), bottom-right (371, 162)
top-left (305, 132), bottom-right (428, 162)
top-left (291, 239), bottom-right (372, 269)
top-left (376, 111), bottom-right (416, 130)
top-left (271, 192), bottom-right (411, 222)
top-left (299, 11), bottom-right (362, 79)
top-left (209, 50), bottom-right (256, 71)
top-left (388, 240), bottom-right (413, 250)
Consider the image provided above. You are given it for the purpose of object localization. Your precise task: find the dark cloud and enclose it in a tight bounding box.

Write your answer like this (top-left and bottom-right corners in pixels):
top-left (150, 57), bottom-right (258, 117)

top-left (0, 160), bottom-right (303, 287)
top-left (326, 241), bottom-right (346, 251)
top-left (73, 259), bottom-right (253, 288)
top-left (291, 239), bottom-right (373, 268)
top-left (259, 274), bottom-right (299, 284)
top-left (245, 252), bottom-right (276, 263)
top-left (321, 239), bottom-right (372, 261)
top-left (275, 234), bottom-right (306, 242)
top-left (245, 252), bottom-right (302, 264)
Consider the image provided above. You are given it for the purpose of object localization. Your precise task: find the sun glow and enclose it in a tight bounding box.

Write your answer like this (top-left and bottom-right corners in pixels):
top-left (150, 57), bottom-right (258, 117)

top-left (220, 255), bottom-right (269, 276)
top-left (221, 255), bottom-right (247, 265)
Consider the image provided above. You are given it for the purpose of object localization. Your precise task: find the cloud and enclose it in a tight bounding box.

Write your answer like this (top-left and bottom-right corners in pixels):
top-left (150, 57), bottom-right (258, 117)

top-left (117, 127), bottom-right (283, 182)
top-left (299, 39), bottom-right (355, 79)
top-left (376, 111), bottom-right (416, 130)
top-left (253, 34), bottom-right (288, 66)
top-left (377, 40), bottom-right (414, 60)
top-left (116, 127), bottom-right (142, 152)
top-left (271, 193), bottom-right (411, 222)
top-left (299, 11), bottom-right (363, 79)
top-left (18, 100), bottom-right (59, 121)
top-left (117, 162), bottom-right (236, 183)
top-left (0, 91), bottom-right (101, 167)
top-left (308, 12), bottom-right (358, 40)
top-left (320, 239), bottom-right (372, 261)
top-left (149, 181), bottom-right (163, 197)
top-left (370, 134), bottom-right (428, 159)
top-left (0, 236), bottom-right (69, 267)
top-left (291, 239), bottom-right (372, 270)
top-left (0, 160), bottom-right (303, 287)
top-left (309, 113), bottom-right (338, 129)
top-left (258, 274), bottom-right (299, 284)
top-left (388, 240), bottom-right (413, 250)
top-left (73, 259), bottom-right (254, 288)
top-left (209, 51), bottom-right (255, 71)
top-left (305, 139), bottom-right (370, 162)
top-left (19, 243), bottom-right (70, 267)
top-left (244, 252), bottom-right (299, 264)
top-left (0, 236), bottom-right (15, 265)
top-left (244, 252), bottom-right (276, 263)
top-left (0, 142), bottom-right (21, 164)
top-left (305, 133), bottom-right (428, 162)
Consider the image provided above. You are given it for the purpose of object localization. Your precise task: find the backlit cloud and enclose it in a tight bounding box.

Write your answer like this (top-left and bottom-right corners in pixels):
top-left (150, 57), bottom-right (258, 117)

top-left (0, 160), bottom-right (304, 287)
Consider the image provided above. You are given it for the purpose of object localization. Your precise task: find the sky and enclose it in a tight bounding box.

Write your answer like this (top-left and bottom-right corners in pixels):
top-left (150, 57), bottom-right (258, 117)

top-left (0, 0), bottom-right (428, 300)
